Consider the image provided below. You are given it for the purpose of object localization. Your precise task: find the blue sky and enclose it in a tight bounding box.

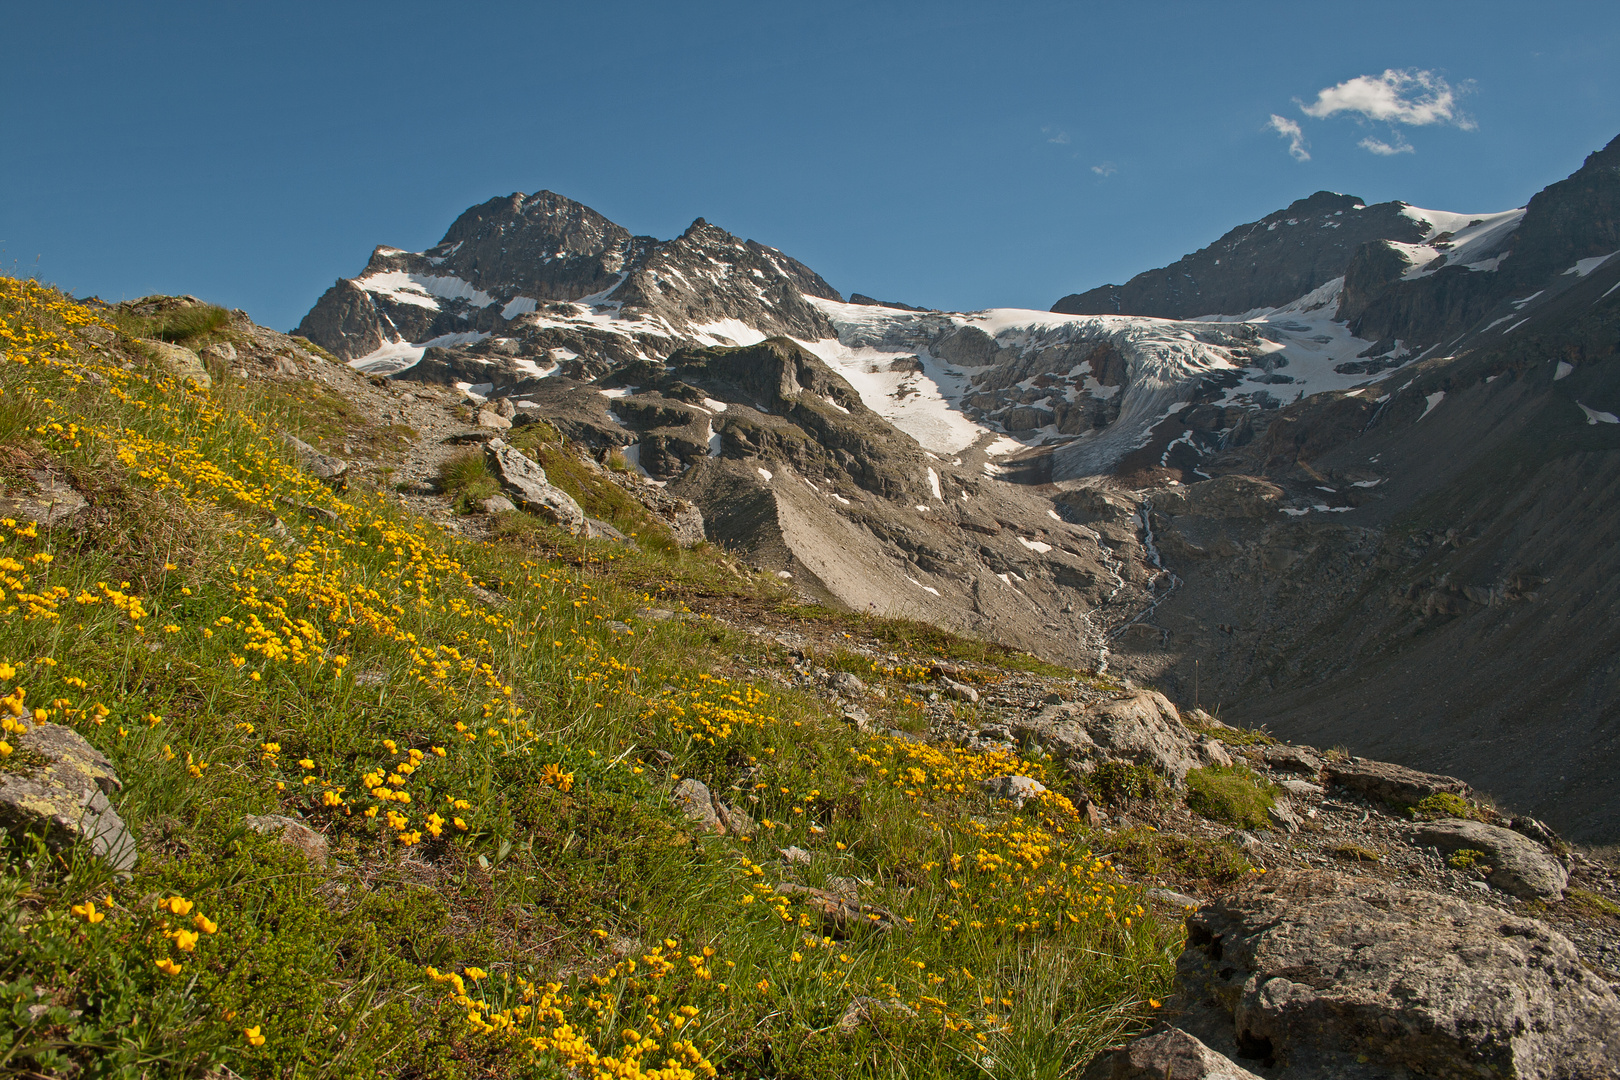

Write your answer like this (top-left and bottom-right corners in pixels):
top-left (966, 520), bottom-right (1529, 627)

top-left (4, 1), bottom-right (1618, 330)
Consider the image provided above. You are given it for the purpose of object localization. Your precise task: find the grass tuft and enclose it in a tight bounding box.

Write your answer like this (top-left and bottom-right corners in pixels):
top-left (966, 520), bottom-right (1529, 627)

top-left (1185, 765), bottom-right (1277, 829)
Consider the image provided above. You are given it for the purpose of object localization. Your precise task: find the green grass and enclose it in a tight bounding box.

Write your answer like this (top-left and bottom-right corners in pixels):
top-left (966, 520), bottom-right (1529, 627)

top-left (0, 278), bottom-right (1179, 1079)
top-left (108, 298), bottom-right (232, 345)
top-left (1184, 765), bottom-right (1277, 829)
top-left (436, 448), bottom-right (502, 511)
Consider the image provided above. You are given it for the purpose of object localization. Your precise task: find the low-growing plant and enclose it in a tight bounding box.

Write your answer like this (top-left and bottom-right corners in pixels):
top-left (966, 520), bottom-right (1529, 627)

top-left (112, 298), bottom-right (232, 344)
top-left (1185, 765), bottom-right (1276, 829)
top-left (1105, 827), bottom-right (1255, 892)
top-left (1188, 722), bottom-right (1275, 747)
top-left (1410, 791), bottom-right (1482, 820)
top-left (1566, 887), bottom-right (1620, 919)
top-left (1084, 761), bottom-right (1171, 807)
top-left (1330, 842), bottom-right (1383, 864)
top-left (1448, 848), bottom-right (1489, 871)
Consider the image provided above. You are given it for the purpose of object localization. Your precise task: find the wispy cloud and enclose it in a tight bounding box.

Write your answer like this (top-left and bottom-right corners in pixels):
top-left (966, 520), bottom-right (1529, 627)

top-left (1299, 68), bottom-right (1474, 130)
top-left (1041, 126), bottom-right (1071, 145)
top-left (1267, 114), bottom-right (1310, 162)
top-left (1358, 134), bottom-right (1414, 156)
top-left (1091, 161), bottom-right (1117, 177)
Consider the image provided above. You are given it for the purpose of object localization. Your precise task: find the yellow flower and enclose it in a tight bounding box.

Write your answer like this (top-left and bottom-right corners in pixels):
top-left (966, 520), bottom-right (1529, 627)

top-left (193, 913), bottom-right (218, 934)
top-left (70, 900), bottom-right (104, 923)
top-left (163, 896), bottom-right (193, 916)
top-left (154, 958), bottom-right (182, 976)
top-left (244, 1025), bottom-right (265, 1046)
top-left (172, 928), bottom-right (200, 952)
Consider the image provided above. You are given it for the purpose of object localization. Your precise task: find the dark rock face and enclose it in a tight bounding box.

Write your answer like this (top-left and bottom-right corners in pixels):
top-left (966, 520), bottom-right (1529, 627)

top-left (1346, 134), bottom-right (1620, 348)
top-left (295, 192), bottom-right (842, 360)
top-left (1052, 192), bottom-right (1426, 319)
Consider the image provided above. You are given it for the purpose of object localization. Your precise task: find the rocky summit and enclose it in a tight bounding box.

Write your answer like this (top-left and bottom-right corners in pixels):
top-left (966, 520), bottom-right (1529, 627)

top-left (294, 133), bottom-right (1620, 844)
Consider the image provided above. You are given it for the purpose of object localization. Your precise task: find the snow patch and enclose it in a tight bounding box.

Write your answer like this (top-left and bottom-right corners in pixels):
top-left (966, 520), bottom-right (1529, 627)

top-left (926, 467), bottom-right (942, 500)
top-left (1577, 403), bottom-right (1620, 425)
top-left (1555, 361), bottom-right (1574, 381)
top-left (1017, 537), bottom-right (1052, 553)
top-left (358, 271), bottom-right (495, 310)
top-left (1417, 391), bottom-right (1445, 421)
top-left (501, 296), bottom-right (539, 319)
top-left (1564, 251), bottom-right (1619, 278)
top-left (757, 467), bottom-right (773, 481)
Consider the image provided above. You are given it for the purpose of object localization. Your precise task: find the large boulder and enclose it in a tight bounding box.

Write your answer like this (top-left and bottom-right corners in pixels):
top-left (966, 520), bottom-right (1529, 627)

top-left (484, 441), bottom-right (587, 530)
top-left (0, 722), bottom-right (135, 871)
top-left (1013, 690), bottom-right (1200, 783)
top-left (1175, 869), bottom-right (1620, 1078)
top-left (1415, 818), bottom-right (1569, 900)
top-left (1325, 757), bottom-right (1469, 806)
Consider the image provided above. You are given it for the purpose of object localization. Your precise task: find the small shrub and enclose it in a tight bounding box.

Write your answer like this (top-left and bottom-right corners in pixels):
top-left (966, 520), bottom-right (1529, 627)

top-left (1108, 827), bottom-right (1254, 891)
top-left (435, 450), bottom-right (500, 511)
top-left (1410, 792), bottom-right (1480, 821)
top-left (1084, 762), bottom-right (1170, 807)
top-left (1185, 765), bottom-right (1276, 829)
top-left (1447, 848), bottom-right (1489, 871)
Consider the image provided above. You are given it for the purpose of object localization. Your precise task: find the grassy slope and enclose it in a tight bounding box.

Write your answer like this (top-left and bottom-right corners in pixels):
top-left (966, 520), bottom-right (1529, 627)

top-left (0, 279), bottom-right (1176, 1079)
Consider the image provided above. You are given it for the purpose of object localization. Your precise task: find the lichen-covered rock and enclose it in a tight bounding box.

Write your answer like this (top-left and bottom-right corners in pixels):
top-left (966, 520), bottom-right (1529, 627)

top-left (484, 442), bottom-right (587, 530)
top-left (0, 469), bottom-right (88, 528)
top-left (142, 339), bottom-right (211, 389)
top-left (244, 814), bottom-right (328, 867)
top-left (979, 775), bottom-right (1047, 807)
top-left (672, 778), bottom-right (722, 834)
top-left (281, 433), bottom-right (350, 488)
top-left (1415, 818), bottom-right (1569, 900)
top-left (1014, 690), bottom-right (1200, 783)
top-left (1176, 869), bottom-right (1620, 1078)
top-left (1087, 1026), bottom-right (1264, 1079)
top-left (0, 722), bottom-right (135, 871)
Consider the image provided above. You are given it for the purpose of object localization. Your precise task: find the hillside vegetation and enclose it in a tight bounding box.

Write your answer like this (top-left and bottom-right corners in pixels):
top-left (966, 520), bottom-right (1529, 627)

top-left (0, 278), bottom-right (1176, 1078)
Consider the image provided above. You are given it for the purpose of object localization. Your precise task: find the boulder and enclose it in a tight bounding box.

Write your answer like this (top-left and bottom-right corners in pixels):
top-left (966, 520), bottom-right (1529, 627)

top-left (835, 996), bottom-right (917, 1035)
top-left (1260, 744), bottom-right (1322, 776)
top-left (1013, 690), bottom-right (1200, 784)
top-left (979, 775), bottom-right (1047, 808)
top-left (672, 778), bottom-right (723, 834)
top-left (1177, 870), bottom-right (1620, 1078)
top-left (484, 442), bottom-right (587, 530)
top-left (142, 339), bottom-right (211, 390)
top-left (0, 721), bottom-right (135, 871)
top-left (1196, 739), bottom-right (1233, 768)
top-left (478, 495), bottom-right (518, 515)
top-left (243, 814), bottom-right (328, 867)
top-left (1414, 818), bottom-right (1569, 900)
top-left (1277, 778), bottom-right (1323, 800)
top-left (1088, 1026), bottom-right (1264, 1080)
top-left (476, 409), bottom-right (513, 430)
top-left (939, 677), bottom-right (979, 703)
top-left (1325, 757), bottom-right (1468, 806)
top-left (280, 433), bottom-right (350, 489)
top-left (0, 468), bottom-right (88, 528)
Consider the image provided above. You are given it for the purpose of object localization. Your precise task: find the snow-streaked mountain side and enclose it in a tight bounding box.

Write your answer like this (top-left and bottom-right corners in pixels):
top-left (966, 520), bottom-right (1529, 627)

top-left (295, 137), bottom-right (1620, 837)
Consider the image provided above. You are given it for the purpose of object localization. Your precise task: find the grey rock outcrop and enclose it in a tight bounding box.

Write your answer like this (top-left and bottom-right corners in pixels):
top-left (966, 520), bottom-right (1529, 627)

top-left (1415, 818), bottom-right (1569, 900)
top-left (142, 339), bottom-right (212, 390)
top-left (0, 468), bottom-right (88, 528)
top-left (484, 442), bottom-right (587, 530)
top-left (1176, 870), bottom-right (1620, 1078)
top-left (1013, 690), bottom-right (1200, 783)
top-left (0, 722), bottom-right (135, 871)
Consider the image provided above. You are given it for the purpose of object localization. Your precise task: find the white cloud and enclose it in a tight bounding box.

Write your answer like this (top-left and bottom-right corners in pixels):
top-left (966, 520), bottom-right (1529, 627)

top-left (1359, 134), bottom-right (1415, 156)
top-left (1041, 126), bottom-right (1070, 145)
top-left (1091, 161), bottom-right (1117, 177)
top-left (1299, 68), bottom-right (1474, 130)
top-left (1268, 114), bottom-right (1310, 161)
